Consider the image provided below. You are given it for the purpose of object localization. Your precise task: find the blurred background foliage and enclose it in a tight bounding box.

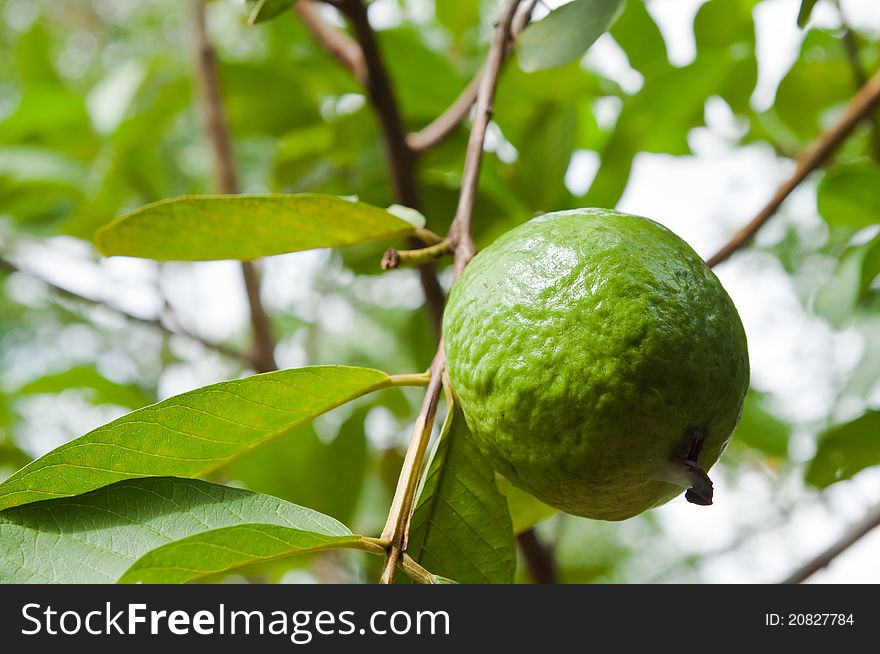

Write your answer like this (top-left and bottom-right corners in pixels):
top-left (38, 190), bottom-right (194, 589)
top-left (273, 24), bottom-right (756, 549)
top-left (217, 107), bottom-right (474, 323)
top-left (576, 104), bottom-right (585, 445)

top-left (0, 0), bottom-right (879, 583)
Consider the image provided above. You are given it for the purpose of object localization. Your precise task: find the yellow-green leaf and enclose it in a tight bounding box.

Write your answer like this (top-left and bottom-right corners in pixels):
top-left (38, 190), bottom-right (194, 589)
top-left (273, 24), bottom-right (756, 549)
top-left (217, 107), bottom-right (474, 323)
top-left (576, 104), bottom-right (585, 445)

top-left (95, 194), bottom-right (420, 261)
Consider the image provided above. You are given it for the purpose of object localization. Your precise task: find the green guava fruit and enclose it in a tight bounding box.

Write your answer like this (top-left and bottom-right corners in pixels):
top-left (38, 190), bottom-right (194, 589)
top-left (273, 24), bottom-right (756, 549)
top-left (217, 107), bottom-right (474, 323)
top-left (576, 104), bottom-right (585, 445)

top-left (442, 208), bottom-right (749, 521)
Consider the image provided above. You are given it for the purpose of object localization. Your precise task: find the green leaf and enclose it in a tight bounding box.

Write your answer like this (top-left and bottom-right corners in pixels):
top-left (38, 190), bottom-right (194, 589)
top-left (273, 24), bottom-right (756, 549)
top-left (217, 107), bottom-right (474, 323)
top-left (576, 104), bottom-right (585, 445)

top-left (518, 0), bottom-right (625, 73)
top-left (218, 406), bottom-right (368, 525)
top-left (733, 391), bottom-right (791, 458)
top-left (380, 29), bottom-right (466, 120)
top-left (818, 165), bottom-right (880, 231)
top-left (693, 0), bottom-right (758, 114)
top-left (498, 478), bottom-right (557, 534)
top-left (585, 53), bottom-right (735, 207)
top-left (246, 0), bottom-right (296, 25)
top-left (15, 365), bottom-right (154, 410)
top-left (220, 63), bottom-right (321, 138)
top-left (797, 0), bottom-right (820, 28)
top-left (610, 0), bottom-right (669, 75)
top-left (408, 405), bottom-right (516, 584)
top-left (806, 411), bottom-right (880, 487)
top-left (0, 147), bottom-right (89, 189)
top-left (95, 194), bottom-right (420, 261)
top-left (772, 31), bottom-right (853, 144)
top-left (0, 477), bottom-right (356, 583)
top-left (814, 234), bottom-right (880, 326)
top-left (0, 366), bottom-right (396, 511)
top-left (120, 523), bottom-right (366, 584)
top-left (513, 103), bottom-right (577, 211)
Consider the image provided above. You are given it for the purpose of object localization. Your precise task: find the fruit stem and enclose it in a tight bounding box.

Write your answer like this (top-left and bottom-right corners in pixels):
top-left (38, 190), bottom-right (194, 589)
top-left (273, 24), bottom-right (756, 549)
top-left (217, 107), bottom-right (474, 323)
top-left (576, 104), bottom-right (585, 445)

top-left (378, 351), bottom-right (445, 584)
top-left (652, 430), bottom-right (714, 506)
top-left (382, 239), bottom-right (452, 270)
top-left (387, 371), bottom-right (432, 387)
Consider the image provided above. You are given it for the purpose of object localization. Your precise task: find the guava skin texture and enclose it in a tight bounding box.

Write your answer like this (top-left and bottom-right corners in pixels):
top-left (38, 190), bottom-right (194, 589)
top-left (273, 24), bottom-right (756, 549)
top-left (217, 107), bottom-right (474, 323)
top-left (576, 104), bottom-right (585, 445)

top-left (442, 209), bottom-right (750, 521)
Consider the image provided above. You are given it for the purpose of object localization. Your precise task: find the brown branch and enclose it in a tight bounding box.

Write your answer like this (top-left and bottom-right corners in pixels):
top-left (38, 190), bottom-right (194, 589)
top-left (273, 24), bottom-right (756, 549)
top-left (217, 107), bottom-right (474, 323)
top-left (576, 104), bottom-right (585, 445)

top-left (449, 1), bottom-right (525, 280)
top-left (298, 0), bottom-right (446, 337)
top-left (0, 255), bottom-right (250, 364)
top-left (406, 0), bottom-right (539, 154)
top-left (377, 0), bottom-right (525, 585)
top-left (707, 67), bottom-right (880, 268)
top-left (516, 529), bottom-right (557, 584)
top-left (298, 0), bottom-right (553, 584)
top-left (407, 74), bottom-right (482, 153)
top-left (193, 0), bottom-right (277, 373)
top-left (781, 501), bottom-right (880, 584)
top-left (295, 0), bottom-right (366, 83)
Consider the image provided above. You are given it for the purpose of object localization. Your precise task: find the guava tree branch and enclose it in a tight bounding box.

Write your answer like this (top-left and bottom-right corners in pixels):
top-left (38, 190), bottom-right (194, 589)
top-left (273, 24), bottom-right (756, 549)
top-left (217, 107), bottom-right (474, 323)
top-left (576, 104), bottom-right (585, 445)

top-left (707, 67), bottom-right (880, 267)
top-left (295, 1), bottom-right (366, 83)
top-left (517, 526), bottom-right (557, 584)
top-left (407, 0), bottom-right (540, 154)
top-left (448, 0), bottom-right (526, 279)
top-left (193, 0), bottom-right (278, 373)
top-left (781, 500), bottom-right (880, 584)
top-left (0, 255), bottom-right (251, 365)
top-left (298, 0), bottom-right (446, 336)
top-left (378, 0), bottom-right (526, 585)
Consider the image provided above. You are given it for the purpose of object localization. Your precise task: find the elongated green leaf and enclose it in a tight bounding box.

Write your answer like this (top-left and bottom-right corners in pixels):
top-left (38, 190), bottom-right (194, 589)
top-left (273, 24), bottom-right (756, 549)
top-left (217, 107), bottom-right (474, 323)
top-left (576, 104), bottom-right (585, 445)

top-left (0, 366), bottom-right (395, 510)
top-left (518, 0), bottom-right (624, 72)
top-left (0, 146), bottom-right (89, 191)
top-left (797, 0), bottom-right (820, 28)
top-left (814, 234), bottom-right (880, 326)
top-left (610, 0), bottom-right (669, 74)
top-left (499, 478), bottom-right (556, 535)
top-left (95, 194), bottom-right (420, 261)
top-left (806, 411), bottom-right (880, 488)
top-left (733, 391), bottom-right (791, 458)
top-left (513, 103), bottom-right (576, 211)
top-left (0, 477), bottom-right (355, 583)
top-left (246, 0), bottom-right (296, 24)
top-left (408, 405), bottom-right (516, 584)
top-left (120, 524), bottom-right (366, 584)
top-left (218, 406), bottom-right (368, 524)
top-left (818, 165), bottom-right (880, 231)
top-left (15, 365), bottom-right (154, 410)
top-left (773, 31), bottom-right (853, 144)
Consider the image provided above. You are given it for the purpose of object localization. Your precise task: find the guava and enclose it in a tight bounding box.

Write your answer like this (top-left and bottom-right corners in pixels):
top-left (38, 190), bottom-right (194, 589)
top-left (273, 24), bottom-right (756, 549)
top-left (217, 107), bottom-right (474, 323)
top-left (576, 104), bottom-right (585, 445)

top-left (442, 209), bottom-right (749, 521)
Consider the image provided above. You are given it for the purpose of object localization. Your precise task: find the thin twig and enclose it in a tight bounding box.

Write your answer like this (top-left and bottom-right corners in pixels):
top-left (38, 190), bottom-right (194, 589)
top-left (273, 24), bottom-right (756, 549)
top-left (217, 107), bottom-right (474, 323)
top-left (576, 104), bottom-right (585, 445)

top-left (378, 0), bottom-right (525, 585)
top-left (707, 67), bottom-right (880, 267)
top-left (407, 74), bottom-right (482, 153)
top-left (299, 0), bottom-right (446, 337)
top-left (516, 528), bottom-right (557, 584)
top-left (295, 0), bottom-right (367, 83)
top-left (379, 350), bottom-right (445, 584)
top-left (406, 0), bottom-right (539, 154)
top-left (381, 239), bottom-right (452, 270)
top-left (336, 0), bottom-right (447, 335)
top-left (0, 256), bottom-right (250, 364)
top-left (449, 1), bottom-right (525, 280)
top-left (781, 501), bottom-right (880, 584)
top-left (193, 0), bottom-right (277, 372)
